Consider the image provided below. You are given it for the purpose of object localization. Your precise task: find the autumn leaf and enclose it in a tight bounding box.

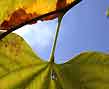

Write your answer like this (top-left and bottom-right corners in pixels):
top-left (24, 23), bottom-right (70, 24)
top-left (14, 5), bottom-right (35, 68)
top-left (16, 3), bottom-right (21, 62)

top-left (0, 0), bottom-right (81, 30)
top-left (0, 1), bottom-right (107, 89)
top-left (0, 33), bottom-right (109, 89)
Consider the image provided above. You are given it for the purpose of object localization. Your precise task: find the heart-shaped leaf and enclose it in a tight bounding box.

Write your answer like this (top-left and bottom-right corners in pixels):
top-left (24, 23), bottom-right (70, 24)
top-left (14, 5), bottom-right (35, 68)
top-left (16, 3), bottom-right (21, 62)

top-left (0, 0), bottom-right (81, 30)
top-left (0, 33), bottom-right (109, 89)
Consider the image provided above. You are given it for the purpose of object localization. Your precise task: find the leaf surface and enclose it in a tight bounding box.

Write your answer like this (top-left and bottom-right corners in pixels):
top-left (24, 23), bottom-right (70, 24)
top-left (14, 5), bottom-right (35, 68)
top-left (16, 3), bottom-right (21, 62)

top-left (106, 8), bottom-right (109, 17)
top-left (53, 52), bottom-right (109, 89)
top-left (0, 0), bottom-right (81, 30)
top-left (0, 34), bottom-right (109, 89)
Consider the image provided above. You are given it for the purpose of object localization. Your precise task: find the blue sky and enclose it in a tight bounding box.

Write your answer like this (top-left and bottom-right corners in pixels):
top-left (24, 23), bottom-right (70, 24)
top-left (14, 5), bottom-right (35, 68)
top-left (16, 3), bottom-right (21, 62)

top-left (15, 0), bottom-right (109, 63)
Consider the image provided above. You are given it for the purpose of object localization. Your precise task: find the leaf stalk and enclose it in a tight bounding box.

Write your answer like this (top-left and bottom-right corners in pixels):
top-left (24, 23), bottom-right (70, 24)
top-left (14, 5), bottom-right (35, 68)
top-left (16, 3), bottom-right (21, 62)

top-left (49, 15), bottom-right (64, 63)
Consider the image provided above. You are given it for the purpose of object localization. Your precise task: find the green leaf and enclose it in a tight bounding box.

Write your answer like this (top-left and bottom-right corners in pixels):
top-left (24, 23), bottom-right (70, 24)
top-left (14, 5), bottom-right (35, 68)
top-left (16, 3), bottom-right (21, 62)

top-left (0, 33), bottom-right (48, 89)
top-left (106, 8), bottom-right (109, 17)
top-left (69, 52), bottom-right (109, 89)
top-left (0, 33), bottom-right (109, 89)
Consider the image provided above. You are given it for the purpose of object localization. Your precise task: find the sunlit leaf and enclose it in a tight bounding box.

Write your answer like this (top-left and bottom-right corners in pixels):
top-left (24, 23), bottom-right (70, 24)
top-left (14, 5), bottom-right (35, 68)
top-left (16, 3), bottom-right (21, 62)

top-left (0, 33), bottom-right (109, 89)
top-left (0, 33), bottom-right (48, 89)
top-left (54, 52), bottom-right (109, 89)
top-left (0, 0), bottom-right (81, 30)
top-left (106, 8), bottom-right (109, 17)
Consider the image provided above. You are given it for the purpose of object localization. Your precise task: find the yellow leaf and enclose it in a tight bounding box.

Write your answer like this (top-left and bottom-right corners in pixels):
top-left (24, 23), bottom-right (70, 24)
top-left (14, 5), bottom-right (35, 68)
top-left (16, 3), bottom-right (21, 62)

top-left (0, 33), bottom-right (109, 89)
top-left (0, 0), bottom-right (81, 30)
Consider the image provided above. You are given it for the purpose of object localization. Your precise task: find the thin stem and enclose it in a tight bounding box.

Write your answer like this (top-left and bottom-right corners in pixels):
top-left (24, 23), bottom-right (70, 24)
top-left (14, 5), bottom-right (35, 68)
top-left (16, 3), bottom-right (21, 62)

top-left (49, 15), bottom-right (64, 63)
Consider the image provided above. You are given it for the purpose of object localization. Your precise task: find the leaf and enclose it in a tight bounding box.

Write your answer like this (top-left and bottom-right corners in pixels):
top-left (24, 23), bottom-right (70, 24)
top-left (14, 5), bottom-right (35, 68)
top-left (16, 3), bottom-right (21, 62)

top-left (0, 33), bottom-right (109, 89)
top-left (0, 0), bottom-right (81, 30)
top-left (69, 52), bottom-right (109, 89)
top-left (106, 8), bottom-right (109, 17)
top-left (0, 33), bottom-right (47, 88)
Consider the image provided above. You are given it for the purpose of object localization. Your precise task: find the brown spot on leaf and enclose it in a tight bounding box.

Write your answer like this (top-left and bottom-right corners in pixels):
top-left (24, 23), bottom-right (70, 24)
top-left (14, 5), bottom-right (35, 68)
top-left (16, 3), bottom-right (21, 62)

top-left (41, 0), bottom-right (66, 21)
top-left (0, 0), bottom-right (75, 30)
top-left (56, 0), bottom-right (67, 16)
top-left (0, 8), bottom-right (38, 30)
top-left (56, 0), bottom-right (66, 9)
